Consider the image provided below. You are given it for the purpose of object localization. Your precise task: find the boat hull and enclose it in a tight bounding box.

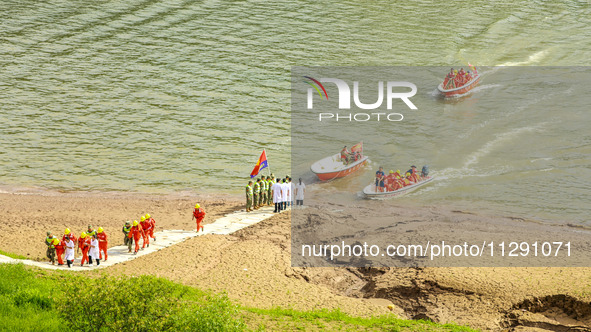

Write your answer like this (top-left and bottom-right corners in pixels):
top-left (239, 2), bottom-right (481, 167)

top-left (438, 75), bottom-right (481, 98)
top-left (311, 154), bottom-right (368, 181)
top-left (363, 176), bottom-right (434, 199)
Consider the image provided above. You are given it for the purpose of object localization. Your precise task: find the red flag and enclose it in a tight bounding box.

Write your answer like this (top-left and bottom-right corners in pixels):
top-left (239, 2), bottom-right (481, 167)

top-left (250, 150), bottom-right (268, 178)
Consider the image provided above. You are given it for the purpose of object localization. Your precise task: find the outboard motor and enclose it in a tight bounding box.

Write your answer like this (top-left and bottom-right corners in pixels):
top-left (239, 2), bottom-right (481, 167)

top-left (421, 165), bottom-right (429, 177)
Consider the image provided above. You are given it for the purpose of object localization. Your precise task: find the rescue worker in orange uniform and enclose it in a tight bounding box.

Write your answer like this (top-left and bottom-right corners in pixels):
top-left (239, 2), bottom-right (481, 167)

top-left (458, 68), bottom-right (465, 78)
top-left (406, 165), bottom-right (420, 183)
top-left (53, 238), bottom-right (65, 265)
top-left (404, 173), bottom-right (414, 185)
top-left (128, 220), bottom-right (144, 255)
top-left (97, 227), bottom-right (108, 261)
top-left (77, 232), bottom-right (90, 266)
top-left (145, 213), bottom-right (156, 241)
top-left (192, 203), bottom-right (205, 233)
top-left (443, 68), bottom-right (456, 89)
top-left (465, 72), bottom-right (472, 82)
top-left (139, 216), bottom-right (152, 248)
top-left (392, 178), bottom-right (403, 191)
top-left (340, 146), bottom-right (351, 165)
top-left (385, 170), bottom-right (396, 192)
top-left (62, 228), bottom-right (78, 247)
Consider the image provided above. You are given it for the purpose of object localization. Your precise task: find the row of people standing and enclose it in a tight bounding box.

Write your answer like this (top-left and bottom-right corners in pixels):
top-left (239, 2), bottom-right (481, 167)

top-left (245, 175), bottom-right (306, 213)
top-left (246, 175), bottom-right (275, 212)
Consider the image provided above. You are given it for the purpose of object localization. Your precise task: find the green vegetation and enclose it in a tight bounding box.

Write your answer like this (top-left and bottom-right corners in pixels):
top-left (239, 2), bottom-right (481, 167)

top-left (0, 249), bottom-right (30, 260)
top-left (0, 264), bottom-right (476, 331)
top-left (244, 307), bottom-right (477, 331)
top-left (0, 264), bottom-right (243, 332)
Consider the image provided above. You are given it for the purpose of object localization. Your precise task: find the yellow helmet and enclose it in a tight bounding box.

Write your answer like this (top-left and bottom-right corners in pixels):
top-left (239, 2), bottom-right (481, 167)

top-left (406, 172), bottom-right (411, 177)
top-left (133, 220), bottom-right (138, 226)
top-left (80, 232), bottom-right (86, 239)
top-left (53, 238), bottom-right (59, 245)
top-left (97, 227), bottom-right (103, 233)
top-left (389, 170), bottom-right (394, 174)
top-left (141, 216), bottom-right (146, 222)
top-left (145, 214), bottom-right (151, 219)
top-left (64, 228), bottom-right (70, 235)
top-left (195, 203), bottom-right (200, 209)
top-left (396, 170), bottom-right (401, 174)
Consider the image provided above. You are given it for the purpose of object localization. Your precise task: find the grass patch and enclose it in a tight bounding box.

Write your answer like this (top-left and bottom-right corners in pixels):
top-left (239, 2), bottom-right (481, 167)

top-left (243, 307), bottom-right (477, 331)
top-left (0, 249), bottom-right (29, 260)
top-left (0, 264), bottom-right (476, 331)
top-left (0, 264), bottom-right (244, 332)
top-left (0, 264), bottom-right (62, 332)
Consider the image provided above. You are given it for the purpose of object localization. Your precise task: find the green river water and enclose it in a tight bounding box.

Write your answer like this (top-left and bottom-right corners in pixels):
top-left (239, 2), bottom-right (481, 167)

top-left (1, 0), bottom-right (590, 223)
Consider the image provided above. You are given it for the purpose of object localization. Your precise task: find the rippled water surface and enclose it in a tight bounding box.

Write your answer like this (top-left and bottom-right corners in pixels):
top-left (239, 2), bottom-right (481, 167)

top-left (1, 1), bottom-right (590, 222)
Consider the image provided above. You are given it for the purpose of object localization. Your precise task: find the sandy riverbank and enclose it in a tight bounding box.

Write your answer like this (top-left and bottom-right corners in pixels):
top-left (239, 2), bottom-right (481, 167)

top-left (2, 190), bottom-right (591, 330)
top-left (0, 190), bottom-right (242, 260)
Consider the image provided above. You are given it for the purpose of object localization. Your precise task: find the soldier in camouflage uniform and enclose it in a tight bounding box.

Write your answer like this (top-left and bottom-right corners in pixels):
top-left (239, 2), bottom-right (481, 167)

top-left (267, 175), bottom-right (274, 205)
top-left (44, 231), bottom-right (57, 264)
top-left (259, 177), bottom-right (267, 208)
top-left (253, 178), bottom-right (261, 209)
top-left (122, 221), bottom-right (133, 253)
top-left (245, 180), bottom-right (254, 212)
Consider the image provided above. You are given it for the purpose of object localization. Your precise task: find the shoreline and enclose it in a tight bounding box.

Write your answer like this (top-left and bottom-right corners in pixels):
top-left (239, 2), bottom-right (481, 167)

top-left (0, 183), bottom-right (244, 199)
top-left (2, 182), bottom-right (586, 231)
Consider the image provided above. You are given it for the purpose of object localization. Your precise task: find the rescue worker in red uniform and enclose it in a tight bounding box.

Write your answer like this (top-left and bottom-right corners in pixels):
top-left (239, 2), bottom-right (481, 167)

top-left (406, 165), bottom-right (420, 183)
top-left (62, 228), bottom-right (78, 247)
top-left (139, 216), bottom-right (152, 248)
top-left (77, 232), bottom-right (90, 266)
top-left (465, 72), bottom-right (472, 82)
top-left (405, 173), bottom-right (414, 185)
top-left (443, 68), bottom-right (454, 88)
top-left (145, 214), bottom-right (156, 241)
top-left (128, 220), bottom-right (144, 254)
top-left (444, 68), bottom-right (456, 89)
top-left (385, 170), bottom-right (396, 192)
top-left (97, 227), bottom-right (108, 261)
top-left (53, 238), bottom-right (65, 265)
top-left (192, 203), bottom-right (205, 233)
top-left (340, 146), bottom-right (352, 165)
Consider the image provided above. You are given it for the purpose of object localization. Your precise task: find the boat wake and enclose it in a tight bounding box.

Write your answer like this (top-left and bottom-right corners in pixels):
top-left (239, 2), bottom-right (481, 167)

top-left (421, 124), bottom-right (547, 195)
top-left (498, 49), bottom-right (550, 66)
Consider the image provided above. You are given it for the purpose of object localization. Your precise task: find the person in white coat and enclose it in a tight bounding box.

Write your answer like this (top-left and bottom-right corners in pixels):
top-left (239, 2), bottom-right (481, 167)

top-left (272, 178), bottom-right (283, 213)
top-left (295, 178), bottom-right (306, 206)
top-left (88, 234), bottom-right (100, 266)
top-left (281, 178), bottom-right (289, 210)
top-left (64, 236), bottom-right (75, 268)
top-left (288, 176), bottom-right (293, 207)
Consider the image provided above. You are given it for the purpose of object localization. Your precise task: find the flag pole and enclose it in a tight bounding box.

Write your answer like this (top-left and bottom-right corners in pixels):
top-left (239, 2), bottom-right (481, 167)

top-left (265, 149), bottom-right (271, 176)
